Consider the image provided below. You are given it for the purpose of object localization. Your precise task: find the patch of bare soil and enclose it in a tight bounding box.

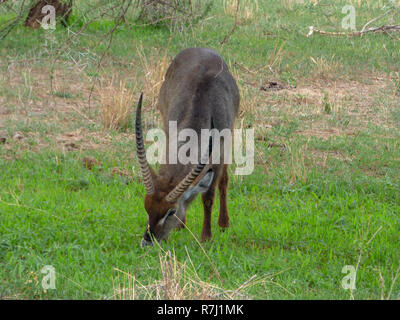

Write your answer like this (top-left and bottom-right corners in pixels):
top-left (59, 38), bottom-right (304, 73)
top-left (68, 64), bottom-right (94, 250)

top-left (260, 81), bottom-right (296, 91)
top-left (253, 74), bottom-right (398, 138)
top-left (56, 129), bottom-right (107, 152)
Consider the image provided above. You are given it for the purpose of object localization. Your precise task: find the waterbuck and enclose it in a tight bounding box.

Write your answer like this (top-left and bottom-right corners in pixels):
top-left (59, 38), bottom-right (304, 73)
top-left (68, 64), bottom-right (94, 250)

top-left (136, 48), bottom-right (239, 247)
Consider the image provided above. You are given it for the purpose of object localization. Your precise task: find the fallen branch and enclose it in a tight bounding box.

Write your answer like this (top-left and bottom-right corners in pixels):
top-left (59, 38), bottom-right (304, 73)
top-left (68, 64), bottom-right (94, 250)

top-left (361, 3), bottom-right (399, 33)
top-left (308, 3), bottom-right (400, 38)
top-left (307, 24), bottom-right (400, 37)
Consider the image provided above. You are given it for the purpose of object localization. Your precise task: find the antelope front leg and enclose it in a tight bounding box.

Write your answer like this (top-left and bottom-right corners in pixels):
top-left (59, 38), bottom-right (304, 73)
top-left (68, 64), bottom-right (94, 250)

top-left (201, 187), bottom-right (216, 241)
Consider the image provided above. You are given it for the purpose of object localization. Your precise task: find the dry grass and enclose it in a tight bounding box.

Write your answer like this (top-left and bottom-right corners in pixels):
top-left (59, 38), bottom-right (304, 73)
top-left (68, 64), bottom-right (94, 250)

top-left (137, 45), bottom-right (170, 110)
top-left (311, 148), bottom-right (354, 167)
top-left (237, 83), bottom-right (260, 120)
top-left (99, 79), bottom-right (135, 130)
top-left (287, 144), bottom-right (308, 184)
top-left (112, 250), bottom-right (264, 300)
top-left (280, 0), bottom-right (297, 11)
top-left (257, 74), bottom-right (397, 135)
top-left (280, 0), bottom-right (320, 10)
top-left (136, 0), bottom-right (213, 30)
top-left (223, 0), bottom-right (259, 24)
top-left (1, 49), bottom-right (397, 169)
top-left (310, 56), bottom-right (342, 81)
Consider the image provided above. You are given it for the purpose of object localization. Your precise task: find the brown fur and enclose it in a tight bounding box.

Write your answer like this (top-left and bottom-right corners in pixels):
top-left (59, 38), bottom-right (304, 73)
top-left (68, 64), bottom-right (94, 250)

top-left (140, 48), bottom-right (239, 244)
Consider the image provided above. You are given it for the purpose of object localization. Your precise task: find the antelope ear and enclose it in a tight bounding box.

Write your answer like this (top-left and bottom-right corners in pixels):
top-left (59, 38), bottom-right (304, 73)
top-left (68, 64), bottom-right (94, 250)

top-left (181, 171), bottom-right (214, 203)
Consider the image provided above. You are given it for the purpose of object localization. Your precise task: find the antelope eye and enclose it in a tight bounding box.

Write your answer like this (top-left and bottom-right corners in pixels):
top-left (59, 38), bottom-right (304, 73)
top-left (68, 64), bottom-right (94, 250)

top-left (166, 208), bottom-right (176, 218)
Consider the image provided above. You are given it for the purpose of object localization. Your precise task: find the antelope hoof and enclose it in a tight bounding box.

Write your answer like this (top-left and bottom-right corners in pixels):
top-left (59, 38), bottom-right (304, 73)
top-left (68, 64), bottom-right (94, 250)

top-left (201, 233), bottom-right (212, 242)
top-left (218, 218), bottom-right (229, 229)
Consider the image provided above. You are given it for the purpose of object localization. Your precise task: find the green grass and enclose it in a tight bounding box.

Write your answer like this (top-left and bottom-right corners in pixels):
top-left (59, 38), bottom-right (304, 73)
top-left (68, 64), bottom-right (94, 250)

top-left (0, 0), bottom-right (400, 299)
top-left (1, 1), bottom-right (399, 79)
top-left (0, 141), bottom-right (399, 299)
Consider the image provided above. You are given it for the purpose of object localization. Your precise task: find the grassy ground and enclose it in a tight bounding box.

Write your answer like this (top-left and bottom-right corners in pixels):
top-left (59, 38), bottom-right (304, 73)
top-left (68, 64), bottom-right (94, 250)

top-left (0, 0), bottom-right (400, 299)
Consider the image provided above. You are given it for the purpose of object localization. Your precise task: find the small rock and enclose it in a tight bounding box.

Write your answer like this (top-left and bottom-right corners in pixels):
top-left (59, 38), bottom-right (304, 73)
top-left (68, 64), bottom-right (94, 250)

top-left (267, 142), bottom-right (287, 149)
top-left (64, 142), bottom-right (78, 151)
top-left (0, 137), bottom-right (6, 144)
top-left (260, 81), bottom-right (296, 91)
top-left (13, 133), bottom-right (23, 140)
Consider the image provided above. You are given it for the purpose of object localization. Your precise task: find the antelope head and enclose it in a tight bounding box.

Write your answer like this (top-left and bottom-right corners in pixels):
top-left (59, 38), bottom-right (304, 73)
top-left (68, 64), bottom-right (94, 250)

top-left (135, 94), bottom-right (214, 247)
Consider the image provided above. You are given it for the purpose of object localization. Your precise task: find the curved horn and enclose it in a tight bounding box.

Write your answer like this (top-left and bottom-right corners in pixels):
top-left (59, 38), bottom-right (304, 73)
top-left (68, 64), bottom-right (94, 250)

top-left (135, 93), bottom-right (155, 195)
top-left (165, 133), bottom-right (213, 203)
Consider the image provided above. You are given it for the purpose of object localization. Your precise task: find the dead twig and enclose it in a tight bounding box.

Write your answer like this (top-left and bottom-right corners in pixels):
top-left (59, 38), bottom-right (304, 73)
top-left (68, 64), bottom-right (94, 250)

top-left (307, 24), bottom-right (400, 37)
top-left (308, 3), bottom-right (400, 38)
top-left (220, 0), bottom-right (240, 45)
top-left (361, 4), bottom-right (399, 33)
top-left (0, 0), bottom-right (26, 40)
